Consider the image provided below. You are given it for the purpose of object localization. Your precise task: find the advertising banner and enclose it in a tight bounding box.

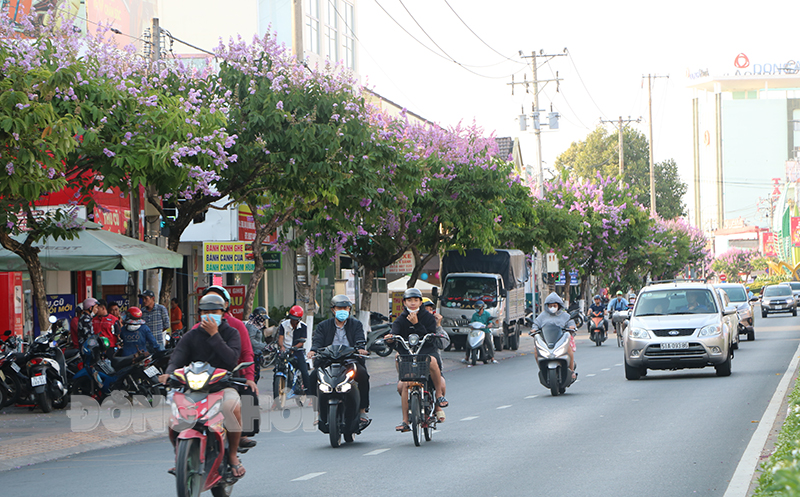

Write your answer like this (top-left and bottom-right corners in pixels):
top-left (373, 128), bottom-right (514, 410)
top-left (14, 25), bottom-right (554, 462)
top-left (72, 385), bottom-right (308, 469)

top-left (197, 285), bottom-right (245, 322)
top-left (554, 270), bottom-right (579, 286)
top-left (763, 232), bottom-right (778, 257)
top-left (792, 218), bottom-right (800, 247)
top-left (33, 294), bottom-right (76, 336)
top-left (203, 242), bottom-right (254, 273)
top-left (94, 204), bottom-right (131, 234)
top-left (237, 205), bottom-right (278, 244)
top-left (105, 294), bottom-right (130, 314)
top-left (387, 251), bottom-right (415, 274)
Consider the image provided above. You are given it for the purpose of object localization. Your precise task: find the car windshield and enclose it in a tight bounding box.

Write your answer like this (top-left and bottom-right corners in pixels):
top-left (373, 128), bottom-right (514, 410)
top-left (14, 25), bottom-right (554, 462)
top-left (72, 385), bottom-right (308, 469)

top-left (764, 286), bottom-right (792, 297)
top-left (717, 286), bottom-right (747, 302)
top-left (633, 289), bottom-right (718, 316)
top-left (440, 276), bottom-right (498, 308)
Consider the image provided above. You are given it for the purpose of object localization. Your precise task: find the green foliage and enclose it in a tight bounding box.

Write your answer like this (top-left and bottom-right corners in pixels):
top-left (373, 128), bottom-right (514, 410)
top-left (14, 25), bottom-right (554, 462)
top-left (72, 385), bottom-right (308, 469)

top-left (750, 273), bottom-right (792, 295)
top-left (754, 378), bottom-right (800, 496)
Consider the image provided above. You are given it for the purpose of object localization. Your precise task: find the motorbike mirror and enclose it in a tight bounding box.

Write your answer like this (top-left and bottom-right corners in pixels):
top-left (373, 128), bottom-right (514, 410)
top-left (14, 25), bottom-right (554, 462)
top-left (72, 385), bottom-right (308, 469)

top-left (749, 296), bottom-right (759, 303)
top-left (432, 287), bottom-right (439, 298)
top-left (461, 315), bottom-right (468, 320)
top-left (232, 361), bottom-right (254, 372)
top-left (48, 315), bottom-right (57, 324)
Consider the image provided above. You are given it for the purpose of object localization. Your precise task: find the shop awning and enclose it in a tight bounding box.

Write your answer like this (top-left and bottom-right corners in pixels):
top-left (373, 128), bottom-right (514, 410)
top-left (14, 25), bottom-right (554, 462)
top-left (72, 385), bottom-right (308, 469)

top-left (0, 222), bottom-right (183, 272)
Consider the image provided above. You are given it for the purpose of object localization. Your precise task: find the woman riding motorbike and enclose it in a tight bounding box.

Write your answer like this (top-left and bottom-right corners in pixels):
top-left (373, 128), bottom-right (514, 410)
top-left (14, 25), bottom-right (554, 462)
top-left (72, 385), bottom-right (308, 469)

top-left (532, 293), bottom-right (577, 379)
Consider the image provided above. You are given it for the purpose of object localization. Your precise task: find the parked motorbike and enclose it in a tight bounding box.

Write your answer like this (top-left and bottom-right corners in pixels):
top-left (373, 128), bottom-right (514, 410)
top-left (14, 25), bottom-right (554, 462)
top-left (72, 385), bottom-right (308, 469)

top-left (0, 333), bottom-right (25, 407)
top-left (530, 310), bottom-right (582, 397)
top-left (169, 361), bottom-right (251, 497)
top-left (393, 333), bottom-right (439, 446)
top-left (26, 316), bottom-right (69, 412)
top-left (588, 311), bottom-right (607, 346)
top-left (272, 342), bottom-right (306, 410)
top-left (462, 315), bottom-right (490, 366)
top-left (314, 344), bottom-right (369, 448)
top-left (365, 322), bottom-right (392, 357)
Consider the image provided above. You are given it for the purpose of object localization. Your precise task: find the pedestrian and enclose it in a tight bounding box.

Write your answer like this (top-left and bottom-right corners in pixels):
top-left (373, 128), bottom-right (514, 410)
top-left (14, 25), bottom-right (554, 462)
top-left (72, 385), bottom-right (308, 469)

top-left (170, 298), bottom-right (184, 336)
top-left (140, 290), bottom-right (170, 348)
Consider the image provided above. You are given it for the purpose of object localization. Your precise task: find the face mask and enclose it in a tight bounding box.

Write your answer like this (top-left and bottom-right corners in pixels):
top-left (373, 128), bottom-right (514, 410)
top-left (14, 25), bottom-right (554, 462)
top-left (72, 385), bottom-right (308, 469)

top-left (547, 305), bottom-right (559, 314)
top-left (335, 310), bottom-right (349, 321)
top-left (203, 314), bottom-right (222, 326)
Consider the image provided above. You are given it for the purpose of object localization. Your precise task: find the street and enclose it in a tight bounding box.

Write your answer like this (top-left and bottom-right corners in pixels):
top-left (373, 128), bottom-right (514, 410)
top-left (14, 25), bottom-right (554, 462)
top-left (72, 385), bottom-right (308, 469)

top-left (1, 312), bottom-right (798, 497)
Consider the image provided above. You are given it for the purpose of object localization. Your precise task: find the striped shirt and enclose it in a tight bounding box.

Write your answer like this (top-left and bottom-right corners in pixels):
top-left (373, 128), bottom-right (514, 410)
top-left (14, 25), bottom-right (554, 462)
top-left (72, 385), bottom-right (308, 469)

top-left (142, 303), bottom-right (170, 346)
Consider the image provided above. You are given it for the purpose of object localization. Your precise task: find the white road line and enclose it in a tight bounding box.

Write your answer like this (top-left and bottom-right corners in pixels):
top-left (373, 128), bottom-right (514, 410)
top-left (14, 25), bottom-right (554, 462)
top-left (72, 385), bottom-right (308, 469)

top-left (525, 395), bottom-right (538, 399)
top-left (586, 373), bottom-right (596, 377)
top-left (615, 363), bottom-right (622, 366)
top-left (292, 472), bottom-right (326, 481)
top-left (461, 416), bottom-right (479, 421)
top-left (601, 368), bottom-right (610, 371)
top-left (363, 449), bottom-right (390, 456)
top-left (496, 405), bottom-right (512, 410)
top-left (724, 340), bottom-right (800, 497)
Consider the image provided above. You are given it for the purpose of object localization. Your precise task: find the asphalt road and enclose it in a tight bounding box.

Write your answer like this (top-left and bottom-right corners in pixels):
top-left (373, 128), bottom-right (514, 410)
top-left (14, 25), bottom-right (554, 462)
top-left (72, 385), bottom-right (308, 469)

top-left (2, 312), bottom-right (799, 497)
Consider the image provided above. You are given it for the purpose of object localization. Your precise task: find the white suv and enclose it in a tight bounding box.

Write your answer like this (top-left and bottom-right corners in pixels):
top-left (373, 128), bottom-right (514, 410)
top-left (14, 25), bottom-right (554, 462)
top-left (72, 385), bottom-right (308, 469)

top-left (623, 282), bottom-right (736, 380)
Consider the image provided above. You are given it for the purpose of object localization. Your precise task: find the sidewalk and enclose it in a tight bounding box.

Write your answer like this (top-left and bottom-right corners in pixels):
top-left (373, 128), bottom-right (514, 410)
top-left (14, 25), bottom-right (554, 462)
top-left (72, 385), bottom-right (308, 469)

top-left (0, 334), bottom-right (537, 472)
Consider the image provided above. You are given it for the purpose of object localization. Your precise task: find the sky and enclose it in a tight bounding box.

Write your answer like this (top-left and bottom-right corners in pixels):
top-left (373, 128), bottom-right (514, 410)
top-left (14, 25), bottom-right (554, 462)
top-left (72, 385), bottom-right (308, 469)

top-left (153, 0), bottom-right (800, 226)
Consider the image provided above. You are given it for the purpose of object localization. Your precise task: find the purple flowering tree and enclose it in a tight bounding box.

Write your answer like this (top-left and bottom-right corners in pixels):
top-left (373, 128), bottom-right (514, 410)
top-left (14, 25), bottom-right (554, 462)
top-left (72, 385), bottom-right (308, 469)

top-left (711, 248), bottom-right (758, 283)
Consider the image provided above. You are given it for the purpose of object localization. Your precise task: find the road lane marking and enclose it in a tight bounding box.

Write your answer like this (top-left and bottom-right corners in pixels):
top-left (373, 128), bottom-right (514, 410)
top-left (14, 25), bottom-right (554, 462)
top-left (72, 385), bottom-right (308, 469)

top-left (292, 472), bottom-right (326, 481)
top-left (723, 340), bottom-right (800, 497)
top-left (586, 374), bottom-right (596, 377)
top-left (461, 416), bottom-right (479, 421)
top-left (496, 405), bottom-right (512, 409)
top-left (601, 368), bottom-right (610, 371)
top-left (364, 449), bottom-right (390, 456)
top-left (615, 363), bottom-right (622, 366)
top-left (525, 395), bottom-right (538, 399)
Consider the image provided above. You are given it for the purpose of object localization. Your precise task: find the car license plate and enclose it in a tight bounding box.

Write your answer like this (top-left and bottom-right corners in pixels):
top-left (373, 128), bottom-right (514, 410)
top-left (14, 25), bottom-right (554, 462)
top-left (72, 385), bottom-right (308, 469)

top-left (661, 342), bottom-right (689, 350)
top-left (11, 362), bottom-right (20, 373)
top-left (31, 375), bottom-right (46, 387)
top-left (144, 366), bottom-right (159, 378)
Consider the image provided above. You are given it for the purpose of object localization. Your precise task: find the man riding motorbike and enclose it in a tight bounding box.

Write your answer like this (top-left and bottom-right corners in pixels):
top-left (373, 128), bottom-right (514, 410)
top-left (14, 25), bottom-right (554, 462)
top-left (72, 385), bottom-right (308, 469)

top-left (119, 306), bottom-right (160, 356)
top-left (607, 290), bottom-right (629, 334)
top-left (308, 295), bottom-right (371, 429)
top-left (278, 305), bottom-right (310, 394)
top-left (160, 293), bottom-right (246, 479)
top-left (587, 295), bottom-right (608, 333)
top-left (462, 300), bottom-right (496, 364)
top-left (532, 292), bottom-right (577, 379)
top-left (245, 307), bottom-right (269, 382)
top-left (384, 288), bottom-right (448, 432)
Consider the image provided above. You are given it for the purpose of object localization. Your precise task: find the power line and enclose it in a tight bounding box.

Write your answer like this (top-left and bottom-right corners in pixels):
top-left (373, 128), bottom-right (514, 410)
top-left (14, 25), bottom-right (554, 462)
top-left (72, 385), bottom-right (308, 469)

top-left (441, 0), bottom-right (526, 66)
top-left (566, 49), bottom-right (609, 120)
top-left (51, 5), bottom-right (153, 46)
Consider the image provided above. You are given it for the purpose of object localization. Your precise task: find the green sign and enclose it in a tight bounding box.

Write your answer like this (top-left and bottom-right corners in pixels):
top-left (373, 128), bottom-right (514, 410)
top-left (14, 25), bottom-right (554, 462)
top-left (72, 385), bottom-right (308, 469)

top-left (262, 251), bottom-right (282, 270)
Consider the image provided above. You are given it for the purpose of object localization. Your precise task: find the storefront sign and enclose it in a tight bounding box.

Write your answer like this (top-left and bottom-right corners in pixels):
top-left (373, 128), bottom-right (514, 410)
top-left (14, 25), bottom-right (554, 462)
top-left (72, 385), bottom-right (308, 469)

top-left (262, 251), bottom-right (282, 270)
top-left (237, 205), bottom-right (277, 244)
top-left (197, 285), bottom-right (245, 322)
top-left (33, 294), bottom-right (75, 336)
top-left (106, 294), bottom-right (131, 313)
top-left (94, 204), bottom-right (130, 234)
top-left (203, 242), bottom-right (254, 273)
top-left (387, 251), bottom-right (415, 274)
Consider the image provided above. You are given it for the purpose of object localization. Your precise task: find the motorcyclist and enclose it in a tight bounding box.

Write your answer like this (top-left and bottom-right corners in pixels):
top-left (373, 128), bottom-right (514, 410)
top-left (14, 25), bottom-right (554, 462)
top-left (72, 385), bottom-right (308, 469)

top-left (606, 290), bottom-right (629, 334)
top-left (308, 295), bottom-right (371, 429)
top-left (587, 295), bottom-right (608, 333)
top-left (161, 293), bottom-right (246, 479)
top-left (421, 297), bottom-right (447, 423)
top-left (532, 292), bottom-right (577, 379)
top-left (70, 297), bottom-right (97, 348)
top-left (245, 307), bottom-right (269, 382)
top-left (118, 306), bottom-right (160, 356)
top-left (463, 300), bottom-right (496, 364)
top-left (278, 305), bottom-right (310, 395)
top-left (385, 288), bottom-right (448, 432)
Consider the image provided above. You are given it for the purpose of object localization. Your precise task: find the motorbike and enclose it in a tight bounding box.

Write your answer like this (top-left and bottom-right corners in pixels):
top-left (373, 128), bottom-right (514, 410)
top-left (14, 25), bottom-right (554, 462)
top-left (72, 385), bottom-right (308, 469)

top-left (0, 333), bottom-right (25, 407)
top-left (272, 342), bottom-right (306, 410)
top-left (588, 310), bottom-right (607, 346)
top-left (530, 310), bottom-right (583, 397)
top-left (26, 316), bottom-right (69, 412)
top-left (462, 315), bottom-right (490, 366)
top-left (393, 333), bottom-right (439, 447)
top-left (169, 361), bottom-right (251, 497)
top-left (365, 319), bottom-right (392, 357)
top-left (314, 344), bottom-right (369, 447)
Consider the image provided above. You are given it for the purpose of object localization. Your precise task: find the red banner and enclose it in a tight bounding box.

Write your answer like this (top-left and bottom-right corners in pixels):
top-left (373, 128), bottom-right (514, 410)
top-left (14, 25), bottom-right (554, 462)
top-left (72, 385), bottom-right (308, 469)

top-left (763, 232), bottom-right (778, 257)
top-left (237, 205), bottom-right (277, 245)
top-left (792, 218), bottom-right (800, 247)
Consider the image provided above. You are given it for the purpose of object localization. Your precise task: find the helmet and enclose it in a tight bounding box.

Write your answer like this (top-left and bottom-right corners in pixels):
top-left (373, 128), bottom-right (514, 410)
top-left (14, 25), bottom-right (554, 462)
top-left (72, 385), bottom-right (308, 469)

top-left (330, 294), bottom-right (352, 308)
top-left (253, 306), bottom-right (268, 317)
top-left (593, 295), bottom-right (601, 301)
top-left (128, 306), bottom-right (143, 319)
top-left (616, 290), bottom-right (623, 296)
top-left (83, 297), bottom-right (98, 309)
top-left (421, 297), bottom-right (434, 309)
top-left (403, 288), bottom-right (423, 300)
top-left (203, 285), bottom-right (231, 303)
top-left (198, 293), bottom-right (226, 311)
top-left (475, 301), bottom-right (486, 309)
top-left (289, 305), bottom-right (304, 320)
top-left (99, 336), bottom-right (110, 350)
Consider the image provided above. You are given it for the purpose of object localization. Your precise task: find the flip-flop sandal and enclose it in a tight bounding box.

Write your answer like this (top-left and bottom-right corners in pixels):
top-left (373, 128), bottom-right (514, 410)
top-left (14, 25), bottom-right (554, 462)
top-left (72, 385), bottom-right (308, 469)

top-left (396, 422), bottom-right (411, 432)
top-left (167, 467), bottom-right (176, 476)
top-left (436, 396), bottom-right (449, 408)
top-left (231, 463), bottom-right (246, 479)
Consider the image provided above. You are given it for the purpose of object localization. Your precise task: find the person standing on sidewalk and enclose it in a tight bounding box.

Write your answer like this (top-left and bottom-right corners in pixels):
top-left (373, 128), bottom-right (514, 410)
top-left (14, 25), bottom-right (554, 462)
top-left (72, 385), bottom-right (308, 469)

top-left (170, 298), bottom-right (184, 337)
top-left (140, 290), bottom-right (170, 349)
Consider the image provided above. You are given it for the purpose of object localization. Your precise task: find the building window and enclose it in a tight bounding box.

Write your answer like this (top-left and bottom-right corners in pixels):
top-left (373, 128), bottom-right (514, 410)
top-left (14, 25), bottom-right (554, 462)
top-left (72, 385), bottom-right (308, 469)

top-left (325, 0), bottom-right (338, 62)
top-left (306, 0), bottom-right (320, 54)
top-left (342, 1), bottom-right (355, 69)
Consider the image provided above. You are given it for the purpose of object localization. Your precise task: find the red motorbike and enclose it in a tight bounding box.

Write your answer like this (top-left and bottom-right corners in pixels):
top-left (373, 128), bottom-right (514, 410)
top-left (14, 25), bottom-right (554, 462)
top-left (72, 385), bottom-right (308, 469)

top-left (588, 310), bottom-right (607, 346)
top-left (169, 361), bottom-right (251, 497)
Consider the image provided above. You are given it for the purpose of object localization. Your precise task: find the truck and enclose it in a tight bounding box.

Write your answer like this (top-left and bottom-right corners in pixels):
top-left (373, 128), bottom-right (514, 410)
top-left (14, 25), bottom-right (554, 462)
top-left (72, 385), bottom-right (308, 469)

top-left (436, 249), bottom-right (527, 351)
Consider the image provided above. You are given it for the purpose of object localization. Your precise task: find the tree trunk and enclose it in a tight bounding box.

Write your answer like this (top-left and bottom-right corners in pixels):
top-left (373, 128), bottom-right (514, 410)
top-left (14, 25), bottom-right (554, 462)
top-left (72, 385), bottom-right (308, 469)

top-left (158, 233), bottom-right (182, 308)
top-left (360, 266), bottom-right (376, 312)
top-left (408, 242), bottom-right (439, 288)
top-left (293, 239), bottom-right (318, 318)
top-left (0, 232), bottom-right (48, 336)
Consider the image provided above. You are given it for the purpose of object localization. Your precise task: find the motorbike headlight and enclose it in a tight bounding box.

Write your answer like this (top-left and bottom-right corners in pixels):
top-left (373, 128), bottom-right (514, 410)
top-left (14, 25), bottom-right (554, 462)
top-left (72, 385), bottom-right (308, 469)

top-left (699, 324), bottom-right (721, 337)
top-left (629, 327), bottom-right (651, 339)
top-left (185, 371), bottom-right (210, 391)
top-left (318, 381), bottom-right (333, 394)
top-left (553, 341), bottom-right (569, 358)
top-left (409, 334), bottom-right (420, 347)
top-left (204, 400), bottom-right (222, 420)
top-left (336, 382), bottom-right (352, 393)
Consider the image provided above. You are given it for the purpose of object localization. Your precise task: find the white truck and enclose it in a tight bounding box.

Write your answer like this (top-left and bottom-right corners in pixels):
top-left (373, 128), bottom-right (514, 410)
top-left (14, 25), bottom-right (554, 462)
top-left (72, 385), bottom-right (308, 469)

top-left (436, 249), bottom-right (527, 351)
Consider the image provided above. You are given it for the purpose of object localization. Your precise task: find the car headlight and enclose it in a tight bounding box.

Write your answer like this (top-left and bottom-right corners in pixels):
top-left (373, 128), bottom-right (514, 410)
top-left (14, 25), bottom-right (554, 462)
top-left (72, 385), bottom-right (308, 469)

top-left (186, 371), bottom-right (209, 391)
top-left (629, 327), bottom-right (650, 339)
top-left (699, 324), bottom-right (721, 337)
top-left (318, 381), bottom-right (332, 394)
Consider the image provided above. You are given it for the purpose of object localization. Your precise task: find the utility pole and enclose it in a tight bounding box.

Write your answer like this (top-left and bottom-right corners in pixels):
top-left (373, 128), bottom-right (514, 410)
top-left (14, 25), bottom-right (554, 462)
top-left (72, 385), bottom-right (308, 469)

top-left (643, 74), bottom-right (669, 217)
top-left (291, 0), bottom-right (304, 58)
top-left (509, 49), bottom-right (566, 309)
top-left (599, 116), bottom-right (641, 181)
